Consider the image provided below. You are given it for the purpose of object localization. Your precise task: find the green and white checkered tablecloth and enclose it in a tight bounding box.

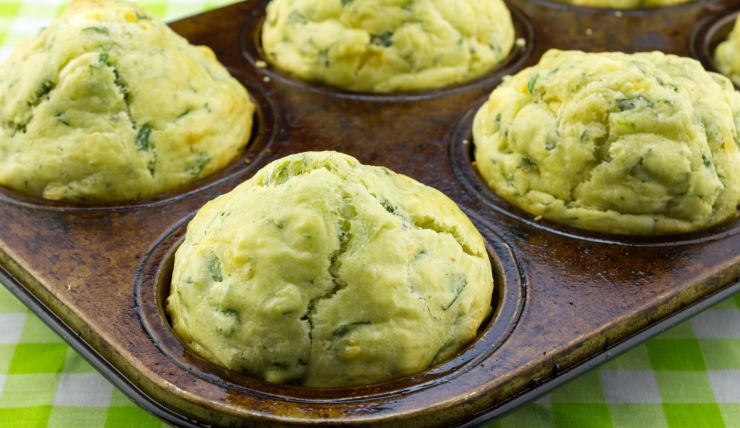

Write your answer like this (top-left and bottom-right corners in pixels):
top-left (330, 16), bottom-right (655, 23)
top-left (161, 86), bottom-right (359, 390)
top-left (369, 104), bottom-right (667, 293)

top-left (0, 1), bottom-right (739, 427)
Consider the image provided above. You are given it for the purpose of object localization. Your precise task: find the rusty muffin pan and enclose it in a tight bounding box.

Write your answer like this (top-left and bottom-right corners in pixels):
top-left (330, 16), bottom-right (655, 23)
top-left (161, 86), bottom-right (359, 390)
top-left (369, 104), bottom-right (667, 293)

top-left (1, 0), bottom-right (739, 426)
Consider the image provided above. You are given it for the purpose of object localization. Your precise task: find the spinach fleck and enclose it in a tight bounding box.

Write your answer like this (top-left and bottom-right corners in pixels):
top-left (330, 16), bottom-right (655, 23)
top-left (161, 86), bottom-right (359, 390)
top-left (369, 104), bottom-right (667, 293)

top-left (443, 274), bottom-right (467, 310)
top-left (527, 73), bottom-right (539, 95)
top-left (223, 309), bottom-right (239, 320)
top-left (332, 321), bottom-right (371, 338)
top-left (380, 199), bottom-right (398, 215)
top-left (186, 152), bottom-right (211, 177)
top-left (147, 154), bottom-right (157, 177)
top-left (82, 26), bottom-right (109, 35)
top-left (9, 121), bottom-right (26, 136)
top-left (176, 108), bottom-right (193, 119)
top-left (55, 113), bottom-right (70, 126)
top-left (135, 124), bottom-right (152, 151)
top-left (318, 49), bottom-right (330, 67)
top-left (33, 79), bottom-right (54, 103)
top-left (273, 164), bottom-right (291, 185)
top-left (207, 255), bottom-right (223, 282)
top-left (520, 155), bottom-right (538, 170)
top-left (545, 132), bottom-right (558, 151)
top-left (288, 11), bottom-right (306, 24)
top-left (371, 32), bottom-right (394, 47)
top-left (97, 53), bottom-right (131, 102)
top-left (616, 95), bottom-right (654, 112)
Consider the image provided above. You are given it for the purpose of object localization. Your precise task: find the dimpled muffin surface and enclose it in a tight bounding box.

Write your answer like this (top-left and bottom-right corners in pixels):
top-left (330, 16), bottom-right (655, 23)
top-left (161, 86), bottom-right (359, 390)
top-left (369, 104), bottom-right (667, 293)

top-left (473, 50), bottom-right (740, 235)
top-left (555, 0), bottom-right (689, 7)
top-left (261, 0), bottom-right (515, 93)
top-left (167, 152), bottom-right (494, 387)
top-left (715, 16), bottom-right (740, 87)
top-left (0, 0), bottom-right (254, 202)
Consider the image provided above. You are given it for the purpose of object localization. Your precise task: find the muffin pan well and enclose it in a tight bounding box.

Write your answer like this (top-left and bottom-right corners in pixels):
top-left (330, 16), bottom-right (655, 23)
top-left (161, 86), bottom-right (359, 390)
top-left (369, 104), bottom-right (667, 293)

top-left (134, 215), bottom-right (523, 411)
top-left (0, 0), bottom-right (738, 426)
top-left (692, 8), bottom-right (740, 88)
top-left (449, 104), bottom-right (740, 247)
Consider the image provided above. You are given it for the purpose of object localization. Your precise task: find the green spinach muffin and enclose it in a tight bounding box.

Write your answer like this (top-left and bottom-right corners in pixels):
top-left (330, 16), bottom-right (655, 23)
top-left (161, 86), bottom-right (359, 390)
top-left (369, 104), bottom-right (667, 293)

top-left (0, 0), bottom-right (254, 202)
top-left (167, 151), bottom-right (494, 386)
top-left (473, 50), bottom-right (740, 235)
top-left (261, 0), bottom-right (515, 92)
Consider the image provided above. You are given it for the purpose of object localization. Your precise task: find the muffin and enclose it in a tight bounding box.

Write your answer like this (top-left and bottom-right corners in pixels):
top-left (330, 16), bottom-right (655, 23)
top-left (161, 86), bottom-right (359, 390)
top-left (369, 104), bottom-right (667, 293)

top-left (554, 0), bottom-right (690, 7)
top-left (473, 50), bottom-right (740, 235)
top-left (261, 0), bottom-right (515, 93)
top-left (715, 16), bottom-right (740, 87)
top-left (167, 151), bottom-right (494, 387)
top-left (0, 0), bottom-right (254, 202)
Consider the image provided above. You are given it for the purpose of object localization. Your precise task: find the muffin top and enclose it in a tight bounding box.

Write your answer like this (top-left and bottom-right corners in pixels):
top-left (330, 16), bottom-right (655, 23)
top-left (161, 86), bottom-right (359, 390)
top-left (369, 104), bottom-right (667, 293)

top-left (715, 16), bottom-right (740, 87)
top-left (553, 0), bottom-right (690, 8)
top-left (167, 151), bottom-right (494, 387)
top-left (261, 0), bottom-right (515, 93)
top-left (473, 50), bottom-right (740, 235)
top-left (0, 0), bottom-right (254, 202)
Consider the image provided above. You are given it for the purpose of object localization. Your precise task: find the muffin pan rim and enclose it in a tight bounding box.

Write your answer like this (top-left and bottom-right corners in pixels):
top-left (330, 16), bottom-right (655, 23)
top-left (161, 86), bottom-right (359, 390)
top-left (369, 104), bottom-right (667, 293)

top-left (239, 0), bottom-right (536, 102)
top-left (524, 0), bottom-right (712, 14)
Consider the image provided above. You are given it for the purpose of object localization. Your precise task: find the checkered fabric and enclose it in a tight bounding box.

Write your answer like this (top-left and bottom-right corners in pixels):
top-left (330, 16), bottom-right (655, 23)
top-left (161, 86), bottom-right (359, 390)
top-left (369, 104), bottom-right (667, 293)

top-left (0, 1), bottom-right (739, 427)
top-left (0, 285), bottom-right (167, 427)
top-left (2, 287), bottom-right (738, 427)
top-left (491, 294), bottom-right (740, 428)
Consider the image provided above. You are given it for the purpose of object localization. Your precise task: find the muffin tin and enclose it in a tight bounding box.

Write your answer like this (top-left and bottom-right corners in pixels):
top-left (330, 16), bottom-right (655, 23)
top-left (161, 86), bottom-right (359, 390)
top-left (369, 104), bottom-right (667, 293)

top-left (0, 0), bottom-right (738, 426)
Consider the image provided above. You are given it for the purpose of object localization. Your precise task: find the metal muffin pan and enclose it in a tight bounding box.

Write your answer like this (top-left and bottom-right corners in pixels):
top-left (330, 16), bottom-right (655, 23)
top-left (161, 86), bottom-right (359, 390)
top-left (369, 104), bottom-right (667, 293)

top-left (0, 0), bottom-right (738, 426)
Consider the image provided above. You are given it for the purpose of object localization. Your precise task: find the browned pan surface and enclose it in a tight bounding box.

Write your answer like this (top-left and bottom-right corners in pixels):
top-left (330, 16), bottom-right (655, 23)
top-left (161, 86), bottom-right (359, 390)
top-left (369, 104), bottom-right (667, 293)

top-left (0, 0), bottom-right (738, 426)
